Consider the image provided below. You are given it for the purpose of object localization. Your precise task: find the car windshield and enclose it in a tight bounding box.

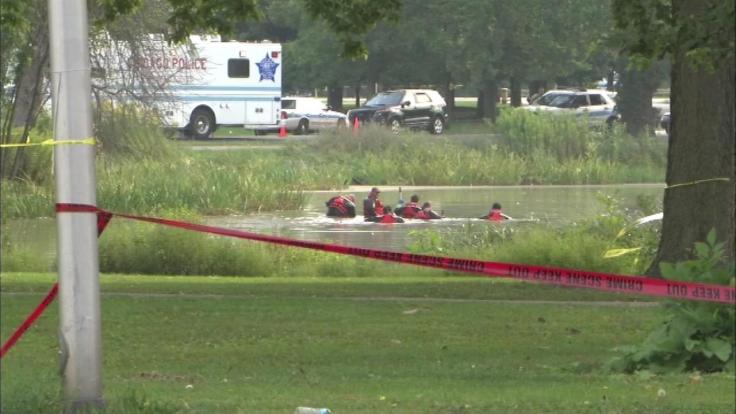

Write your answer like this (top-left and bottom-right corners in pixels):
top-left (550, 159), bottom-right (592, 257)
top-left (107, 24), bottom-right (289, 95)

top-left (548, 94), bottom-right (578, 108)
top-left (365, 91), bottom-right (404, 107)
top-left (534, 93), bottom-right (562, 106)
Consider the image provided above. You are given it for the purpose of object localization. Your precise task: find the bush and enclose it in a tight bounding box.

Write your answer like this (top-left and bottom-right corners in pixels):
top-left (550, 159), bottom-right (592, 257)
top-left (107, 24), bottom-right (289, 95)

top-left (607, 230), bottom-right (736, 373)
top-left (95, 104), bottom-right (181, 161)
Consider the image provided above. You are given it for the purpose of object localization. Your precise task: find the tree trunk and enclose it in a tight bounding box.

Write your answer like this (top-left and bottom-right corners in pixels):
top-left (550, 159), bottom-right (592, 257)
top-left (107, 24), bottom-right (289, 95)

top-left (480, 80), bottom-right (498, 122)
top-left (327, 84), bottom-right (343, 113)
top-left (1, 3), bottom-right (49, 180)
top-left (618, 63), bottom-right (660, 136)
top-left (442, 76), bottom-right (455, 118)
top-left (527, 80), bottom-right (546, 104)
top-left (510, 77), bottom-right (522, 107)
top-left (476, 90), bottom-right (484, 119)
top-left (354, 84), bottom-right (360, 108)
top-left (11, 21), bottom-right (49, 128)
top-left (648, 0), bottom-right (735, 274)
top-left (606, 68), bottom-right (616, 92)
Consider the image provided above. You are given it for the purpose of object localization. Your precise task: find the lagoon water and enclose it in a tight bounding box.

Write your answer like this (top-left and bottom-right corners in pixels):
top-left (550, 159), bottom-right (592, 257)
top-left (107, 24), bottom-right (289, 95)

top-left (6, 184), bottom-right (664, 259)
top-left (209, 184), bottom-right (664, 251)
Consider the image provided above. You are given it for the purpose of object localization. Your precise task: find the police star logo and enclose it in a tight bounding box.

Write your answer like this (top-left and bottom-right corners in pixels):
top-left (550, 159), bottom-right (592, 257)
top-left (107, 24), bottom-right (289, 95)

top-left (256, 53), bottom-right (279, 82)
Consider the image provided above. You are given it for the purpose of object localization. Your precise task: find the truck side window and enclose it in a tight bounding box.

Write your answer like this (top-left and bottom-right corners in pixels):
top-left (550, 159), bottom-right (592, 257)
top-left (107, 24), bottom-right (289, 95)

top-left (228, 59), bottom-right (250, 78)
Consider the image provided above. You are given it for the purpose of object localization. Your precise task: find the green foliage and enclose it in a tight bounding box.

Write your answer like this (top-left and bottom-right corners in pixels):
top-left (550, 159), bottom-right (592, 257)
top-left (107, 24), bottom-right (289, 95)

top-left (407, 195), bottom-right (661, 276)
top-left (0, 115), bottom-right (54, 185)
top-left (0, 117), bottom-right (668, 220)
top-left (97, 218), bottom-right (417, 277)
top-left (4, 273), bottom-right (735, 412)
top-left (95, 104), bottom-right (181, 161)
top-left (495, 108), bottom-right (667, 165)
top-left (96, 0), bottom-right (400, 57)
top-left (613, 0), bottom-right (735, 66)
top-left (608, 231), bottom-right (736, 373)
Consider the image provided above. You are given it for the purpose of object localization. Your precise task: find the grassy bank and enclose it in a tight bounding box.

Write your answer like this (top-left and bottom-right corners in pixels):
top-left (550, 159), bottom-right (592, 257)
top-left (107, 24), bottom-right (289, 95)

top-left (2, 274), bottom-right (733, 413)
top-left (1, 109), bottom-right (666, 220)
top-left (1, 195), bottom-right (659, 278)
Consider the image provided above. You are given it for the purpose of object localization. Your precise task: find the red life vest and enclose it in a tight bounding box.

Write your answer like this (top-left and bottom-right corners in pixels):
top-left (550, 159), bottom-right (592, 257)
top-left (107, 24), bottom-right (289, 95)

top-left (402, 202), bottom-right (419, 218)
top-left (380, 214), bottom-right (398, 223)
top-left (329, 197), bottom-right (349, 215)
top-left (415, 210), bottom-right (432, 220)
top-left (375, 199), bottom-right (384, 216)
top-left (487, 209), bottom-right (504, 222)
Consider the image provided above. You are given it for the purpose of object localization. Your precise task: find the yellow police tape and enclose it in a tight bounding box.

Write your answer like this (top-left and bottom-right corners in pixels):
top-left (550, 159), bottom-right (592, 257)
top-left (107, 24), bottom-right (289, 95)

top-left (603, 247), bottom-right (642, 258)
top-left (666, 177), bottom-right (730, 189)
top-left (0, 138), bottom-right (96, 148)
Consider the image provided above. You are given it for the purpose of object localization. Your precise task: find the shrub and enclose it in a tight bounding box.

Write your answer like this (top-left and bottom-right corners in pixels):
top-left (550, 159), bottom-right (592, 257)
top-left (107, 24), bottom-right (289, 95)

top-left (95, 104), bottom-right (181, 161)
top-left (607, 230), bottom-right (736, 373)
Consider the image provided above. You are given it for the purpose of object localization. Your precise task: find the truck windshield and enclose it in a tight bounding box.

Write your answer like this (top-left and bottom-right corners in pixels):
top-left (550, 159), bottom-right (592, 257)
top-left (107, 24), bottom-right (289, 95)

top-left (365, 91), bottom-right (404, 107)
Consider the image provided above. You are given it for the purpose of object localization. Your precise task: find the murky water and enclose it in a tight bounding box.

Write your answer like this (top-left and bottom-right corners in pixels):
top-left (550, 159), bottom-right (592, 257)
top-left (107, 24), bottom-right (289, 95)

top-left (4, 185), bottom-right (663, 256)
top-left (210, 184), bottom-right (663, 251)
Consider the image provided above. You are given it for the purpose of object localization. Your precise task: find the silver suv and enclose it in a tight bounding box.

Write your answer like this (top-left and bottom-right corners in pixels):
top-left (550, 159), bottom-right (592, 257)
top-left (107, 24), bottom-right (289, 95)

top-left (525, 89), bottom-right (616, 126)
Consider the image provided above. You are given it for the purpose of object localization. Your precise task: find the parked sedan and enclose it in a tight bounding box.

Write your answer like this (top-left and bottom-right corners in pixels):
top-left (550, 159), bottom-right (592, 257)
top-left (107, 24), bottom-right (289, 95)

top-left (256, 97), bottom-right (347, 135)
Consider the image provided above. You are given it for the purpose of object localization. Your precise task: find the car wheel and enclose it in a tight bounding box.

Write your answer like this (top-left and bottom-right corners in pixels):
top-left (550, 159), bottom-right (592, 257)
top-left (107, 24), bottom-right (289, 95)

top-left (189, 108), bottom-right (215, 139)
top-left (296, 119), bottom-right (309, 135)
top-left (389, 118), bottom-right (402, 134)
top-left (430, 117), bottom-right (445, 135)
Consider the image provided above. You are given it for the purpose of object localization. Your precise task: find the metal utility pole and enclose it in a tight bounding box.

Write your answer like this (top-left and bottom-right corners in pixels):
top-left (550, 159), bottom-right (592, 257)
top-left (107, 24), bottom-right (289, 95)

top-left (48, 0), bottom-right (104, 409)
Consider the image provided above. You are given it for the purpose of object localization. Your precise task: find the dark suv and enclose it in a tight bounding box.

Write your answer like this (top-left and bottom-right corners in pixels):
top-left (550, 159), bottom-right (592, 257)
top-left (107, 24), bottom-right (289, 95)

top-left (347, 89), bottom-right (448, 134)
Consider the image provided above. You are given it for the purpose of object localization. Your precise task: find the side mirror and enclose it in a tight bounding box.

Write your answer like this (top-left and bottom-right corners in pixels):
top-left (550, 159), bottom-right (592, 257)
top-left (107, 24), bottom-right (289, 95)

top-left (401, 100), bottom-right (411, 108)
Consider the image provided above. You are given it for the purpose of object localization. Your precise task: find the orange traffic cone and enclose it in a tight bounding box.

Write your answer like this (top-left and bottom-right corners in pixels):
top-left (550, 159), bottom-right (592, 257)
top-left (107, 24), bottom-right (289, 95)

top-left (278, 122), bottom-right (287, 138)
top-left (353, 116), bottom-right (360, 131)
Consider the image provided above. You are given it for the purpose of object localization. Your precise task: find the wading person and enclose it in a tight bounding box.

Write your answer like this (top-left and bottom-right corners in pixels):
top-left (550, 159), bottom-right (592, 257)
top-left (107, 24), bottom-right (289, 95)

top-left (326, 194), bottom-right (356, 218)
top-left (394, 194), bottom-right (421, 218)
top-left (376, 205), bottom-right (405, 223)
top-left (481, 202), bottom-right (511, 222)
top-left (414, 202), bottom-right (442, 220)
top-left (363, 187), bottom-right (384, 221)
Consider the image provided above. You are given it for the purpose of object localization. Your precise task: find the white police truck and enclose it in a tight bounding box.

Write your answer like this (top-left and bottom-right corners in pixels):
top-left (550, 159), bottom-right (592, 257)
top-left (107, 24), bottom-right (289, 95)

top-left (127, 35), bottom-right (282, 139)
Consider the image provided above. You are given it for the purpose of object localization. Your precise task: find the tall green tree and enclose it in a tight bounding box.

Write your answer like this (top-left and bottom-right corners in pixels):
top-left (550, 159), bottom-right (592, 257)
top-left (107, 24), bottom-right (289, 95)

top-left (613, 0), bottom-right (735, 271)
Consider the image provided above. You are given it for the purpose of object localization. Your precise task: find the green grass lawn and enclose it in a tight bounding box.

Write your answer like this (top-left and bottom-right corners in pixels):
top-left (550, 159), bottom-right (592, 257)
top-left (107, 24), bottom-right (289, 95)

top-left (2, 273), bottom-right (733, 413)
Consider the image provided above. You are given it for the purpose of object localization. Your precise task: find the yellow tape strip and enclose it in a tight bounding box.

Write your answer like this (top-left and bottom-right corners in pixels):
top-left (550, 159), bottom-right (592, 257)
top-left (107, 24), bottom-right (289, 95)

top-left (603, 247), bottom-right (642, 258)
top-left (666, 177), bottom-right (730, 189)
top-left (0, 138), bottom-right (95, 148)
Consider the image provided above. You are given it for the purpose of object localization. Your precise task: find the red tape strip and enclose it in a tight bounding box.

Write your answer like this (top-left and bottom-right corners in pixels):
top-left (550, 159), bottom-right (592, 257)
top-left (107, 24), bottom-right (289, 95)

top-left (3, 202), bottom-right (734, 359)
top-left (105, 206), bottom-right (734, 305)
top-left (1, 204), bottom-right (111, 359)
top-left (0, 284), bottom-right (58, 358)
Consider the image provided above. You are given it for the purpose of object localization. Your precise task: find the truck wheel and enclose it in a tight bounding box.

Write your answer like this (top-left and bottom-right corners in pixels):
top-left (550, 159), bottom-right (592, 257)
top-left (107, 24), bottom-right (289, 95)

top-left (296, 119), bottom-right (309, 135)
top-left (190, 108), bottom-right (215, 139)
top-left (430, 117), bottom-right (445, 135)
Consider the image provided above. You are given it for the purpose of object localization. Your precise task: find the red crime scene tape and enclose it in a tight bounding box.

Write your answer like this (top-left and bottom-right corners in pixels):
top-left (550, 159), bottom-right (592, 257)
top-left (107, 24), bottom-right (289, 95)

top-left (2, 203), bottom-right (734, 359)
